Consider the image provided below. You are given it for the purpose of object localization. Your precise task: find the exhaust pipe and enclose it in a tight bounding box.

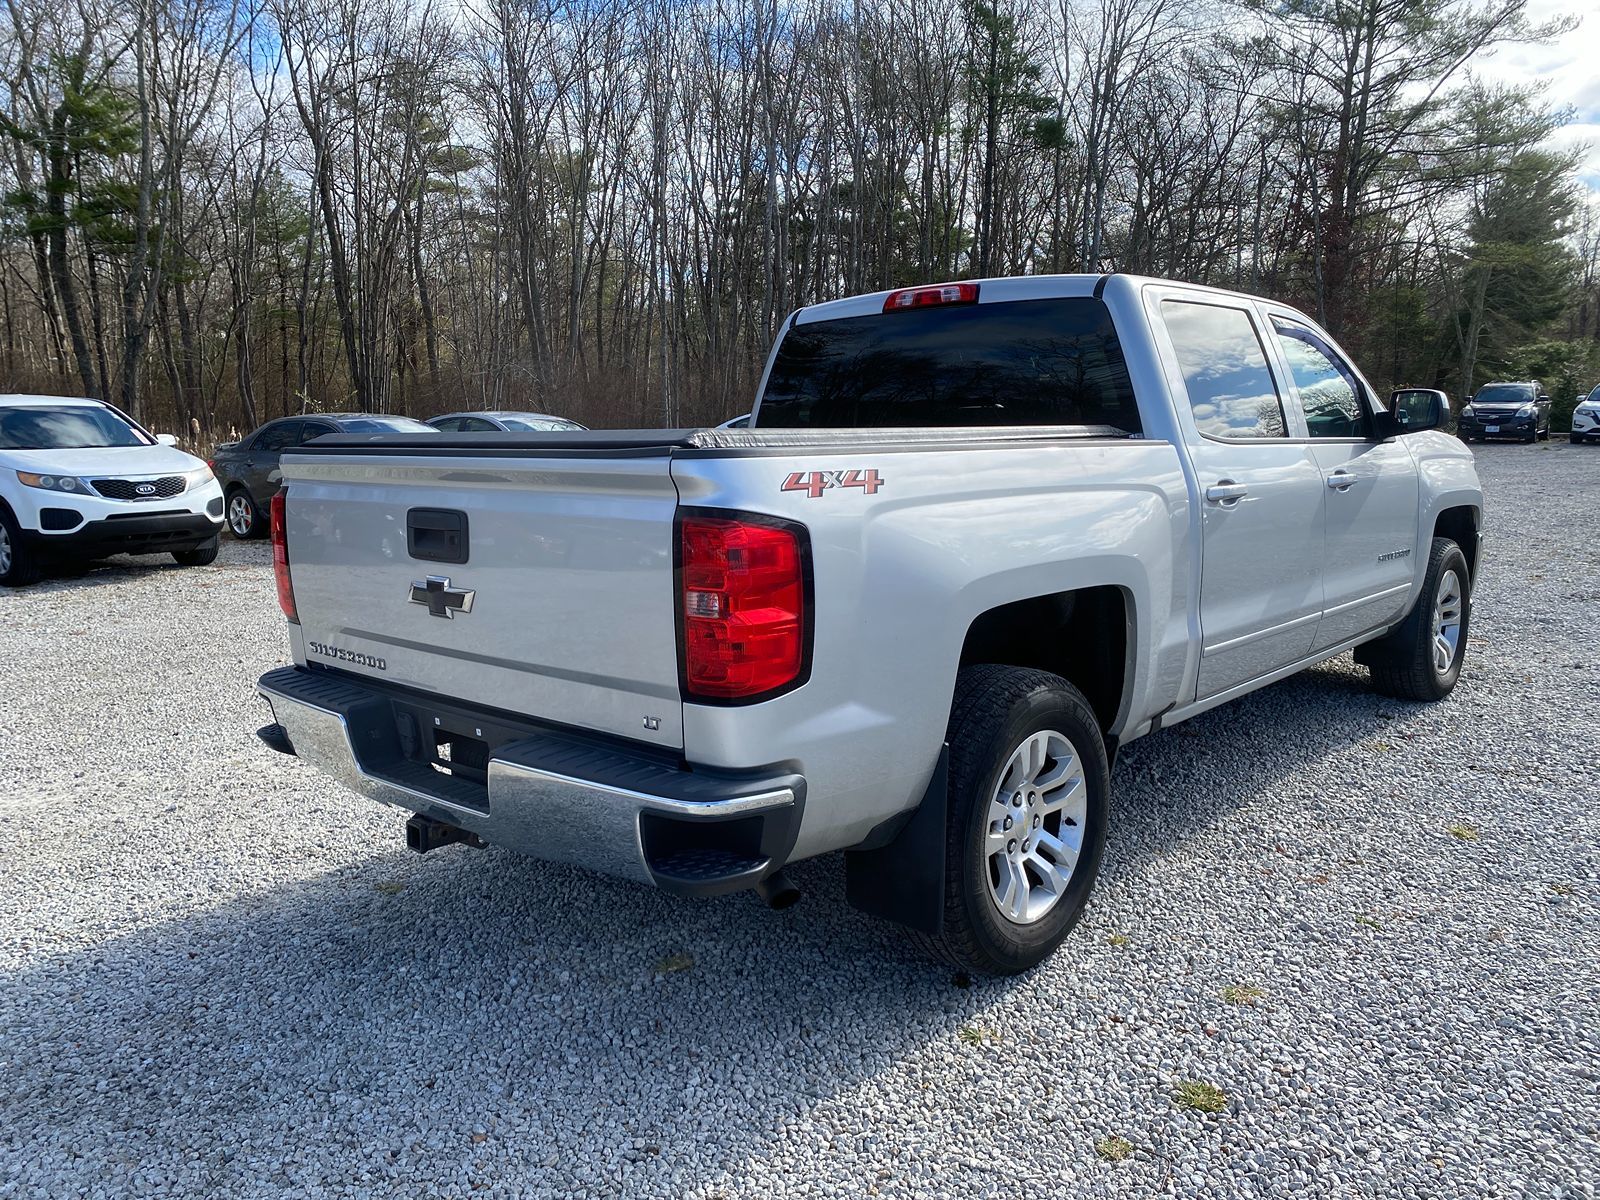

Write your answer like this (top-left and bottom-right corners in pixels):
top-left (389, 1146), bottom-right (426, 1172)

top-left (755, 869), bottom-right (801, 910)
top-left (405, 814), bottom-right (487, 854)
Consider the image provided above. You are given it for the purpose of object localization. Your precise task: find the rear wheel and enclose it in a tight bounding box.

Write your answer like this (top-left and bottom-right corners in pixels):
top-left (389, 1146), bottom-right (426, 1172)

top-left (0, 508), bottom-right (44, 587)
top-left (1360, 538), bottom-right (1471, 702)
top-left (226, 489), bottom-right (262, 539)
top-left (917, 665), bottom-right (1110, 975)
top-left (173, 538), bottom-right (219, 567)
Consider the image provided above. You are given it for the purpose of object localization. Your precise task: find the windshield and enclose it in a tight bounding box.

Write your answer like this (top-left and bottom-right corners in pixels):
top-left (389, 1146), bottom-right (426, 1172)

top-left (1587, 385), bottom-right (1600, 404)
top-left (499, 416), bottom-right (584, 431)
top-left (0, 405), bottom-right (150, 450)
top-left (337, 417), bottom-right (437, 433)
top-left (757, 297), bottom-right (1141, 432)
top-left (1473, 384), bottom-right (1532, 405)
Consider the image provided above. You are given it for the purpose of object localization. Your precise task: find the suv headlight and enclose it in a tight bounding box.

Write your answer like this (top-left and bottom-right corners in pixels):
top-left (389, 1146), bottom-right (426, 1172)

top-left (1518, 404), bottom-right (1537, 417)
top-left (1460, 404), bottom-right (1475, 418)
top-left (183, 465), bottom-right (214, 491)
top-left (16, 470), bottom-right (95, 494)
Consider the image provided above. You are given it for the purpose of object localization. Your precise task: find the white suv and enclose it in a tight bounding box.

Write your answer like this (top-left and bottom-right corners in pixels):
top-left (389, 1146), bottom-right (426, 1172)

top-left (1571, 386), bottom-right (1600, 444)
top-left (0, 394), bottom-right (225, 586)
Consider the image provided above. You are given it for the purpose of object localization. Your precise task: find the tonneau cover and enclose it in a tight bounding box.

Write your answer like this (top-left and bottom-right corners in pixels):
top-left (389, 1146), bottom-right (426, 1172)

top-left (298, 424), bottom-right (1135, 455)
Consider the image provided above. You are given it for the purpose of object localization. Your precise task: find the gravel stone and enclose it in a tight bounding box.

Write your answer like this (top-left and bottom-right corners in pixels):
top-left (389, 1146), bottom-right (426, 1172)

top-left (1, 444), bottom-right (1597, 1197)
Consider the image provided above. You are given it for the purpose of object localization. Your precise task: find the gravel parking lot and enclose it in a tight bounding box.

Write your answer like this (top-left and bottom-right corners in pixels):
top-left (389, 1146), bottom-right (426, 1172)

top-left (2, 444), bottom-right (1597, 1199)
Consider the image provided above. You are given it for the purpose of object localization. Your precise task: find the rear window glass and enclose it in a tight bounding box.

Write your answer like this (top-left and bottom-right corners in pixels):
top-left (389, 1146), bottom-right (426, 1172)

top-left (499, 416), bottom-right (585, 431)
top-left (337, 417), bottom-right (438, 433)
top-left (756, 297), bottom-right (1141, 433)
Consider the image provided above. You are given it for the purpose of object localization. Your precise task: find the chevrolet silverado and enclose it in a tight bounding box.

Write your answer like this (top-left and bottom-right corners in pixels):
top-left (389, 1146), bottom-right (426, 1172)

top-left (255, 274), bottom-right (1483, 974)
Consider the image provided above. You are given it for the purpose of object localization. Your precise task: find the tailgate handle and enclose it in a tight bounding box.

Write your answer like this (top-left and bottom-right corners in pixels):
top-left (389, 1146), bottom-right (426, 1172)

top-left (407, 508), bottom-right (469, 564)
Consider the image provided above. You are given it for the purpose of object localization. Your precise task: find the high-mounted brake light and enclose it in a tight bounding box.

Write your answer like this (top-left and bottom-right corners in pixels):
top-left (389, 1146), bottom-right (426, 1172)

top-left (270, 490), bottom-right (297, 622)
top-left (882, 282), bottom-right (979, 312)
top-left (679, 514), bottom-right (809, 701)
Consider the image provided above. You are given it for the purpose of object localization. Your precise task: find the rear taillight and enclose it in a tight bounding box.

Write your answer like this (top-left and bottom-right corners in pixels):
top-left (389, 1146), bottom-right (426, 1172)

top-left (882, 282), bottom-right (979, 312)
top-left (679, 513), bottom-right (808, 701)
top-left (270, 490), bottom-right (297, 622)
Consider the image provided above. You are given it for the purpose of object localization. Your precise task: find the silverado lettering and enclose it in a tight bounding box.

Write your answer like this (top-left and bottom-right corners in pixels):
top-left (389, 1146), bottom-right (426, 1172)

top-left (306, 642), bottom-right (387, 671)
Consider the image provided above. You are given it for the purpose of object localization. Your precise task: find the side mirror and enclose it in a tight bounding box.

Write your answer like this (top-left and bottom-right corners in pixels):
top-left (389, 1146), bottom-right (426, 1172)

top-left (1387, 390), bottom-right (1445, 435)
top-left (155, 432), bottom-right (179, 447)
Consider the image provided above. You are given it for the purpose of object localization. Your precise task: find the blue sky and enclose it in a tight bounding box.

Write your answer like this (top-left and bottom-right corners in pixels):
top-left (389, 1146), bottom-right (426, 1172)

top-left (1470, 0), bottom-right (1600, 192)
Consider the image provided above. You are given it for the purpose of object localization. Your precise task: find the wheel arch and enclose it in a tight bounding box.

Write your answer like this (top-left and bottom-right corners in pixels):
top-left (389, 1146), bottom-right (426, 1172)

top-left (1432, 504), bottom-right (1480, 581)
top-left (956, 584), bottom-right (1134, 742)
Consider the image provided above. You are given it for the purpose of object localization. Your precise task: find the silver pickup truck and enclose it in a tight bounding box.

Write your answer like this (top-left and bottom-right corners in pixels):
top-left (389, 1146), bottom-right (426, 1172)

top-left (257, 274), bottom-right (1482, 974)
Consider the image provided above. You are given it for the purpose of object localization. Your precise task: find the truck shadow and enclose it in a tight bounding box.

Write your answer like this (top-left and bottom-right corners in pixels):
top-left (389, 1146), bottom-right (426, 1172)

top-left (3, 654), bottom-right (1425, 1193)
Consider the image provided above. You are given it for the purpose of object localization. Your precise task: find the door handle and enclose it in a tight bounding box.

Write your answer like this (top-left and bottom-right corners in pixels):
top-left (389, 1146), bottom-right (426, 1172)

top-left (1205, 481), bottom-right (1249, 505)
top-left (1326, 470), bottom-right (1357, 491)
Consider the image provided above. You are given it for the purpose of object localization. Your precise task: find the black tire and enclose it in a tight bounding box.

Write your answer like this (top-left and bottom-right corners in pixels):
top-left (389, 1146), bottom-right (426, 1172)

top-left (914, 664), bottom-right (1111, 975)
top-left (173, 538), bottom-right (219, 567)
top-left (0, 506), bottom-right (45, 587)
top-left (1360, 538), bottom-right (1471, 702)
top-left (226, 488), bottom-right (263, 539)
top-left (1571, 434), bottom-right (1584, 445)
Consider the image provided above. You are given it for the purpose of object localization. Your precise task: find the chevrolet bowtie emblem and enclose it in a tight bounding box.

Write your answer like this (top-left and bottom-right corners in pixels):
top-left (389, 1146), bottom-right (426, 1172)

top-left (409, 575), bottom-right (475, 619)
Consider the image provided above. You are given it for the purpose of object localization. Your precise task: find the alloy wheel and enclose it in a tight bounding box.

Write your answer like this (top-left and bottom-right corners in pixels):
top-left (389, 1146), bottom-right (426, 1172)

top-left (228, 494), bottom-right (253, 537)
top-left (1432, 568), bottom-right (1464, 675)
top-left (985, 728), bottom-right (1088, 925)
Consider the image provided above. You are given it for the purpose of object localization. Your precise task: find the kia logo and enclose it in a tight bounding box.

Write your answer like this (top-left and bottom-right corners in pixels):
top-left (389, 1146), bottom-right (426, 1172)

top-left (136, 483), bottom-right (156, 495)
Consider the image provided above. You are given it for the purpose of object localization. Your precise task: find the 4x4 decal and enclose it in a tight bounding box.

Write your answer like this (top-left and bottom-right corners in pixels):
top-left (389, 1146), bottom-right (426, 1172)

top-left (781, 468), bottom-right (884, 498)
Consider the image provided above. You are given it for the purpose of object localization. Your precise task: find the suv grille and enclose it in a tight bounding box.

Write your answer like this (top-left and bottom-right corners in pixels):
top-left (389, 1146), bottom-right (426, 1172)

top-left (92, 476), bottom-right (186, 501)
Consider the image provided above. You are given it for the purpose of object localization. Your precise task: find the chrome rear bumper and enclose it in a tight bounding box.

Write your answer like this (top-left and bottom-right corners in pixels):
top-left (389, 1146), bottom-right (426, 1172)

top-left (257, 665), bottom-right (803, 895)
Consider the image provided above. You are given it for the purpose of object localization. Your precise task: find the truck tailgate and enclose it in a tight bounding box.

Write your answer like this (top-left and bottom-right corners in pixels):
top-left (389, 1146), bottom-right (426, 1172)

top-left (278, 447), bottom-right (683, 749)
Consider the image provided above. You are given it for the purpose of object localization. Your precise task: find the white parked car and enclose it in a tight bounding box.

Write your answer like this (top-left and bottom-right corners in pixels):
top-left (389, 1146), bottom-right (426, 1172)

top-left (0, 394), bottom-right (225, 586)
top-left (1570, 385), bottom-right (1600, 444)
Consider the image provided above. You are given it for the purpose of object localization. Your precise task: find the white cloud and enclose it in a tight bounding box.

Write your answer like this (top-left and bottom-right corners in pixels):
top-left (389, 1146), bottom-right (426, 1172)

top-left (1467, 1), bottom-right (1600, 190)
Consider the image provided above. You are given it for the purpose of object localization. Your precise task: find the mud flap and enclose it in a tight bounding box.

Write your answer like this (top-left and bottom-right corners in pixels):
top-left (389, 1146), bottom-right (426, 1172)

top-left (843, 746), bottom-right (948, 936)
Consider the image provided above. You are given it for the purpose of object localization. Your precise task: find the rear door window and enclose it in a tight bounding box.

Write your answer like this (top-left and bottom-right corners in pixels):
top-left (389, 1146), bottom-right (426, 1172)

top-left (1161, 301), bottom-right (1286, 438)
top-left (756, 297), bottom-right (1141, 433)
top-left (253, 421), bottom-right (304, 452)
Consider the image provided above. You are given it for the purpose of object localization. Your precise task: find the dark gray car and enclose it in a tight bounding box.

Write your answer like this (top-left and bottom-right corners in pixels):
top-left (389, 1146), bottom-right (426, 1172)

top-left (211, 413), bottom-right (437, 538)
top-left (427, 411), bottom-right (586, 433)
top-left (1458, 381), bottom-right (1552, 443)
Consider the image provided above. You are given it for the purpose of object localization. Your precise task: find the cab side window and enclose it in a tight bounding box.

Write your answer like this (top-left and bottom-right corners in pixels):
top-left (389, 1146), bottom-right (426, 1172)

top-left (253, 421), bottom-right (304, 452)
top-left (1161, 300), bottom-right (1286, 439)
top-left (1271, 318), bottom-right (1366, 438)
